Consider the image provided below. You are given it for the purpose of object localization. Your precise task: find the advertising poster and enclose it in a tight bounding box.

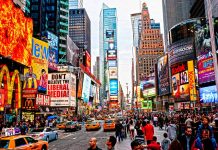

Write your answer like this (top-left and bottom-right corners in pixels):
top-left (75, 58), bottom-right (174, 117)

top-left (188, 60), bottom-right (197, 101)
top-left (85, 51), bottom-right (91, 72)
top-left (67, 36), bottom-right (80, 67)
top-left (109, 67), bottom-right (118, 79)
top-left (48, 73), bottom-right (72, 106)
top-left (157, 55), bottom-right (170, 95)
top-left (0, 0), bottom-right (33, 67)
top-left (140, 76), bottom-right (156, 98)
top-left (77, 73), bottom-right (84, 98)
top-left (109, 79), bottom-right (118, 96)
top-left (108, 60), bottom-right (117, 67)
top-left (141, 100), bottom-right (152, 110)
top-left (0, 89), bottom-right (5, 108)
top-left (108, 42), bottom-right (115, 50)
top-left (36, 94), bottom-right (50, 106)
top-left (142, 88), bottom-right (156, 98)
top-left (107, 50), bottom-right (117, 60)
top-left (24, 38), bottom-right (49, 94)
top-left (199, 85), bottom-right (218, 103)
top-left (82, 74), bottom-right (91, 103)
top-left (43, 31), bottom-right (58, 70)
top-left (22, 98), bottom-right (35, 110)
top-left (110, 96), bottom-right (118, 101)
top-left (70, 74), bottom-right (76, 107)
top-left (22, 112), bottom-right (34, 122)
top-left (106, 30), bottom-right (114, 38)
top-left (171, 62), bottom-right (190, 101)
top-left (195, 21), bottom-right (215, 84)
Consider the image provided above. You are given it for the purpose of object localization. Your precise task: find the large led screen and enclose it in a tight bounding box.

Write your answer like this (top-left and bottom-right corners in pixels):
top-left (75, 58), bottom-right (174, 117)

top-left (140, 76), bottom-right (156, 98)
top-left (82, 74), bottom-right (91, 103)
top-left (199, 85), bottom-right (218, 103)
top-left (110, 79), bottom-right (118, 96)
top-left (0, 0), bottom-right (33, 66)
top-left (157, 55), bottom-right (170, 96)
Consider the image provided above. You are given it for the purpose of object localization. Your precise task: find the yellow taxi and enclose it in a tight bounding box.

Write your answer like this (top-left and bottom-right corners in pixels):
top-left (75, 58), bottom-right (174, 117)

top-left (0, 135), bottom-right (48, 150)
top-left (56, 121), bottom-right (68, 130)
top-left (85, 121), bottom-right (101, 131)
top-left (103, 119), bottom-right (116, 132)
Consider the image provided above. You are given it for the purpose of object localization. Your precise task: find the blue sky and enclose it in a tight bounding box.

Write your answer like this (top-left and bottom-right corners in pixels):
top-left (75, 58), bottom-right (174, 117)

top-left (83, 0), bottom-right (163, 95)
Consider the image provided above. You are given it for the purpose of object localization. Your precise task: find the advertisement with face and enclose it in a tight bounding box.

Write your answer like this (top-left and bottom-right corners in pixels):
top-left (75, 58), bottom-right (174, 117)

top-left (42, 31), bottom-right (58, 70)
top-left (109, 67), bottom-right (118, 79)
top-left (70, 74), bottom-right (76, 107)
top-left (82, 74), bottom-right (91, 103)
top-left (48, 73), bottom-right (72, 106)
top-left (199, 85), bottom-right (218, 103)
top-left (0, 0), bottom-right (33, 67)
top-left (110, 79), bottom-right (118, 96)
top-left (85, 51), bottom-right (91, 72)
top-left (157, 55), bottom-right (170, 96)
top-left (171, 62), bottom-right (190, 101)
top-left (24, 38), bottom-right (49, 94)
top-left (77, 73), bottom-right (84, 98)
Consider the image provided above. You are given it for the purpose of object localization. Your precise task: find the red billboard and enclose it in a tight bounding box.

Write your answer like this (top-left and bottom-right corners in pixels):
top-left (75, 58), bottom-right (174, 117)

top-left (85, 51), bottom-right (91, 72)
top-left (0, 0), bottom-right (33, 66)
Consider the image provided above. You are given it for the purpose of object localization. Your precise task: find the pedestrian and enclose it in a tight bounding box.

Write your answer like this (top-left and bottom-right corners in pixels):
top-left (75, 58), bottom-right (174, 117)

top-left (131, 140), bottom-right (144, 150)
top-left (167, 120), bottom-right (177, 141)
top-left (134, 129), bottom-right (145, 144)
top-left (142, 120), bottom-right (154, 144)
top-left (88, 137), bottom-right (102, 150)
top-left (115, 120), bottom-right (123, 142)
top-left (129, 120), bottom-right (135, 140)
top-left (144, 136), bottom-right (161, 150)
top-left (161, 133), bottom-right (171, 150)
top-left (106, 136), bottom-right (117, 150)
top-left (169, 139), bottom-right (182, 150)
top-left (178, 127), bottom-right (195, 150)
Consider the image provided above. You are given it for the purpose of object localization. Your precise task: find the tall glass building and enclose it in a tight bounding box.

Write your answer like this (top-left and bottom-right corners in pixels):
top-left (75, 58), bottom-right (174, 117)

top-left (99, 3), bottom-right (118, 109)
top-left (69, 0), bottom-right (83, 9)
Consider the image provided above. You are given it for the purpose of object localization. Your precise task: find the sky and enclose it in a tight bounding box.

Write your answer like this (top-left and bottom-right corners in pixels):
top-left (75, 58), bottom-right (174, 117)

top-left (83, 0), bottom-right (163, 95)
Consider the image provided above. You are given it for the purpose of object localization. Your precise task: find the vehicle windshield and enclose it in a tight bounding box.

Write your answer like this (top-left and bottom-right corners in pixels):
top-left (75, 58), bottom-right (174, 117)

top-left (0, 140), bottom-right (10, 148)
top-left (31, 128), bottom-right (44, 132)
top-left (105, 120), bottom-right (113, 123)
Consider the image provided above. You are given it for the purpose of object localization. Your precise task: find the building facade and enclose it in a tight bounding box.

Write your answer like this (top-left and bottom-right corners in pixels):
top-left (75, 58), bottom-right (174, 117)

top-left (137, 3), bottom-right (164, 82)
top-left (69, 0), bottom-right (83, 9)
top-left (99, 4), bottom-right (118, 109)
top-left (162, 0), bottom-right (195, 51)
top-left (13, 0), bottom-right (30, 14)
top-left (69, 8), bottom-right (91, 66)
top-left (93, 57), bottom-right (100, 80)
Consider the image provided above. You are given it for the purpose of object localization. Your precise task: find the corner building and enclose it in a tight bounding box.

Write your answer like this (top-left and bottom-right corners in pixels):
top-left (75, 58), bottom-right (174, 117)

top-left (137, 3), bottom-right (164, 83)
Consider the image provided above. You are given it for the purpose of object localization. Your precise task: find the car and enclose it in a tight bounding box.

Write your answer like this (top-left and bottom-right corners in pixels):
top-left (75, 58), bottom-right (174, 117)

top-left (65, 121), bottom-right (82, 132)
top-left (0, 135), bottom-right (48, 150)
top-left (85, 121), bottom-right (101, 131)
top-left (56, 121), bottom-right (68, 130)
top-left (103, 119), bottom-right (116, 131)
top-left (30, 127), bottom-right (58, 142)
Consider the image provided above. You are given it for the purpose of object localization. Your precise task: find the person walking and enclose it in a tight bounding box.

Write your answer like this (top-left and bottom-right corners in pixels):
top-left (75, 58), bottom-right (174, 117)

top-left (161, 133), bottom-right (171, 150)
top-left (142, 120), bottom-right (154, 144)
top-left (115, 120), bottom-right (123, 142)
top-left (178, 127), bottom-right (195, 150)
top-left (88, 137), bottom-right (102, 150)
top-left (167, 120), bottom-right (177, 141)
top-left (106, 136), bottom-right (117, 150)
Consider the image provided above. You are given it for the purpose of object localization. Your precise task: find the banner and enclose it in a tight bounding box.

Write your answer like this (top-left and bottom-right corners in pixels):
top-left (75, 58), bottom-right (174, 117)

top-left (77, 73), bottom-right (84, 98)
top-left (48, 73), bottom-right (72, 106)
top-left (24, 38), bottom-right (49, 94)
top-left (108, 60), bottom-right (117, 67)
top-left (157, 55), bottom-right (170, 95)
top-left (70, 74), bottom-right (76, 107)
top-left (199, 85), bottom-right (218, 103)
top-left (0, 0), bottom-right (33, 67)
top-left (188, 60), bottom-right (197, 101)
top-left (82, 74), bottom-right (91, 103)
top-left (36, 94), bottom-right (51, 106)
top-left (109, 79), bottom-right (118, 96)
top-left (107, 50), bottom-right (117, 60)
top-left (109, 67), bottom-right (118, 79)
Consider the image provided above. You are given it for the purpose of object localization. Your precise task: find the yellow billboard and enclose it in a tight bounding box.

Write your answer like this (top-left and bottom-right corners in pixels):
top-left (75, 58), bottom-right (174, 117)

top-left (23, 38), bottom-right (49, 94)
top-left (188, 60), bottom-right (197, 101)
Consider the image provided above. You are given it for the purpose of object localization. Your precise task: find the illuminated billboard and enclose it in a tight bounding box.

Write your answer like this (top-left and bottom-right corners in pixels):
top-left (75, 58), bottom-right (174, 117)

top-left (141, 100), bottom-right (152, 110)
top-left (108, 60), bottom-right (117, 67)
top-left (107, 50), bottom-right (117, 60)
top-left (157, 55), bottom-right (170, 96)
top-left (0, 0), bottom-right (33, 66)
top-left (110, 79), bottom-right (118, 96)
top-left (85, 51), bottom-right (91, 72)
top-left (42, 31), bottom-right (59, 70)
top-left (109, 67), bottom-right (118, 79)
top-left (24, 38), bottom-right (49, 94)
top-left (106, 30), bottom-right (114, 38)
top-left (77, 73), bottom-right (84, 98)
top-left (199, 85), bottom-right (218, 103)
top-left (82, 74), bottom-right (91, 103)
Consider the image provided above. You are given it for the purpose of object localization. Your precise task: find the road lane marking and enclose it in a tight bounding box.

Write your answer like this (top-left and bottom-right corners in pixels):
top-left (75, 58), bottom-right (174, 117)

top-left (60, 133), bottom-right (75, 139)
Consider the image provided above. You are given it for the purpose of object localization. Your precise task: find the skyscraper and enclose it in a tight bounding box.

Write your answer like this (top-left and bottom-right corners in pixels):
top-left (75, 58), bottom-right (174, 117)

top-left (13, 0), bottom-right (30, 14)
top-left (137, 3), bottom-right (164, 82)
top-left (69, 0), bottom-right (83, 9)
top-left (69, 8), bottom-right (91, 66)
top-left (162, 0), bottom-right (195, 50)
top-left (99, 4), bottom-right (118, 109)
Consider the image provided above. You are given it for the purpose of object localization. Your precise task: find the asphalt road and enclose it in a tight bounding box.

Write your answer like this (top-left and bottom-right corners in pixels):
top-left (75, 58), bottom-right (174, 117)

top-left (48, 123), bottom-right (165, 150)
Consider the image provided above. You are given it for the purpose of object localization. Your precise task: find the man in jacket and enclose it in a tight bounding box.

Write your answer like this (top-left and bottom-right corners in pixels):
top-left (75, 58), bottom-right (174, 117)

top-left (142, 120), bottom-right (154, 144)
top-left (178, 127), bottom-right (195, 150)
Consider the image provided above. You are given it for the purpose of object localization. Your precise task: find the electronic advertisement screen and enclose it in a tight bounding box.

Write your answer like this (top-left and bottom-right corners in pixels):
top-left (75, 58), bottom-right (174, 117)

top-left (109, 79), bottom-right (118, 96)
top-left (199, 85), bottom-right (218, 103)
top-left (82, 74), bottom-right (91, 103)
